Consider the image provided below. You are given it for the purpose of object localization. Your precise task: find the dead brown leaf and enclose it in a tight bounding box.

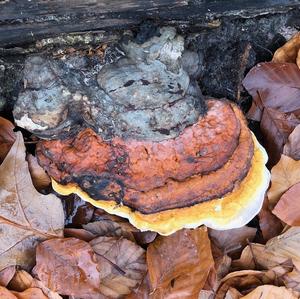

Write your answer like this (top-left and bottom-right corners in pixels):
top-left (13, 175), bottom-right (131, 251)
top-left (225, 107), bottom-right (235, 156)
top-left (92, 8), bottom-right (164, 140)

top-left (124, 273), bottom-right (151, 299)
top-left (84, 220), bottom-right (138, 242)
top-left (27, 154), bottom-right (51, 192)
top-left (31, 279), bottom-right (64, 299)
top-left (283, 124), bottom-right (300, 160)
top-left (0, 132), bottom-right (64, 271)
top-left (0, 265), bottom-right (16, 287)
top-left (0, 117), bottom-right (16, 162)
top-left (241, 285), bottom-right (298, 299)
top-left (34, 237), bottom-right (102, 298)
top-left (225, 287), bottom-right (242, 299)
top-left (64, 195), bottom-right (95, 226)
top-left (273, 32), bottom-right (300, 67)
top-left (8, 270), bottom-right (33, 292)
top-left (272, 183), bottom-right (300, 226)
top-left (259, 197), bottom-right (283, 242)
top-left (242, 62), bottom-right (300, 121)
top-left (64, 228), bottom-right (97, 242)
top-left (266, 227), bottom-right (300, 265)
top-left (147, 227), bottom-right (214, 298)
top-left (90, 236), bottom-right (147, 298)
top-left (0, 286), bottom-right (17, 298)
top-left (260, 108), bottom-right (300, 165)
top-left (283, 266), bottom-right (300, 292)
top-left (232, 243), bottom-right (292, 271)
top-left (267, 155), bottom-right (300, 208)
top-left (11, 287), bottom-right (49, 299)
top-left (216, 270), bottom-right (266, 299)
top-left (209, 226), bottom-right (256, 258)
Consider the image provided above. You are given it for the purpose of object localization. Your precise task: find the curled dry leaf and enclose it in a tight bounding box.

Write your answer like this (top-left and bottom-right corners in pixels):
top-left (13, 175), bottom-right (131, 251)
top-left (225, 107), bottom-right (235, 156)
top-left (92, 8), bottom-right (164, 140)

top-left (90, 236), bottom-right (147, 298)
top-left (91, 210), bottom-right (157, 245)
top-left (27, 154), bottom-right (51, 192)
top-left (243, 62), bottom-right (300, 122)
top-left (232, 243), bottom-right (292, 271)
top-left (0, 117), bottom-right (16, 162)
top-left (241, 285), bottom-right (298, 299)
top-left (266, 227), bottom-right (300, 265)
top-left (0, 285), bottom-right (49, 299)
top-left (147, 227), bottom-right (214, 298)
top-left (31, 279), bottom-right (64, 299)
top-left (0, 286), bottom-right (17, 299)
top-left (84, 220), bottom-right (138, 243)
top-left (260, 108), bottom-right (300, 165)
top-left (272, 183), bottom-right (300, 226)
top-left (209, 226), bottom-right (256, 258)
top-left (283, 267), bottom-right (300, 292)
top-left (11, 287), bottom-right (49, 299)
top-left (0, 132), bottom-right (64, 271)
top-left (64, 195), bottom-right (95, 226)
top-left (258, 197), bottom-right (283, 242)
top-left (267, 155), bottom-right (300, 208)
top-left (224, 287), bottom-right (242, 299)
top-left (64, 228), bottom-right (97, 242)
top-left (124, 274), bottom-right (151, 299)
top-left (283, 124), bottom-right (300, 160)
top-left (273, 32), bottom-right (300, 68)
top-left (34, 238), bottom-right (101, 298)
top-left (216, 270), bottom-right (266, 299)
top-left (0, 266), bottom-right (16, 287)
top-left (8, 270), bottom-right (33, 292)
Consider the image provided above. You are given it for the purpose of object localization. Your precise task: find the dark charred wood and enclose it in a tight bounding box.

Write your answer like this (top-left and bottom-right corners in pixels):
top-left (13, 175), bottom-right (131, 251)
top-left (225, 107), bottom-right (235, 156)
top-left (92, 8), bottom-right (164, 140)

top-left (1, 0), bottom-right (300, 47)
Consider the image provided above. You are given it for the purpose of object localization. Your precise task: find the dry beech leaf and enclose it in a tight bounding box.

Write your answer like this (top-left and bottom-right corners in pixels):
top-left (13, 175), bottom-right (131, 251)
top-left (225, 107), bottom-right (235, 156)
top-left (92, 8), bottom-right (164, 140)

top-left (266, 227), bottom-right (300, 264)
top-left (11, 287), bottom-right (49, 299)
top-left (8, 270), bottom-right (33, 292)
top-left (0, 117), bottom-right (16, 162)
top-left (124, 273), bottom-right (151, 299)
top-left (31, 279), bottom-right (63, 299)
top-left (132, 231), bottom-right (157, 246)
top-left (243, 62), bottom-right (300, 121)
top-left (64, 195), bottom-right (95, 226)
top-left (0, 286), bottom-right (17, 299)
top-left (209, 226), bottom-right (256, 257)
top-left (84, 220), bottom-right (138, 242)
top-left (232, 243), bottom-right (292, 271)
top-left (0, 285), bottom-right (49, 299)
top-left (27, 154), bottom-right (51, 191)
top-left (241, 285), bottom-right (298, 299)
top-left (34, 238), bottom-right (102, 298)
top-left (216, 270), bottom-right (266, 299)
top-left (273, 32), bottom-right (300, 66)
top-left (258, 197), bottom-right (283, 242)
top-left (64, 228), bottom-right (97, 242)
top-left (260, 108), bottom-right (300, 165)
top-left (0, 265), bottom-right (16, 287)
top-left (283, 267), bottom-right (300, 292)
top-left (283, 124), bottom-right (300, 160)
top-left (272, 183), bottom-right (300, 226)
top-left (90, 236), bottom-right (147, 298)
top-left (198, 289), bottom-right (215, 299)
top-left (268, 155), bottom-right (300, 208)
top-left (147, 227), bottom-right (214, 298)
top-left (0, 132), bottom-right (64, 271)
top-left (224, 287), bottom-right (242, 299)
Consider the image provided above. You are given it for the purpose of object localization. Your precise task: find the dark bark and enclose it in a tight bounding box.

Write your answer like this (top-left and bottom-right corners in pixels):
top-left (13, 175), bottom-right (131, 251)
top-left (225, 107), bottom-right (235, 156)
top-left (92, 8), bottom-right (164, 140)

top-left (1, 0), bottom-right (300, 47)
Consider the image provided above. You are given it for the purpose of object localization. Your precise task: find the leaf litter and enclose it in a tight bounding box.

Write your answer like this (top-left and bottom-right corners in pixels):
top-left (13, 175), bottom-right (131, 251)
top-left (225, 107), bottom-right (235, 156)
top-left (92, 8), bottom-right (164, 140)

top-left (2, 33), bottom-right (300, 299)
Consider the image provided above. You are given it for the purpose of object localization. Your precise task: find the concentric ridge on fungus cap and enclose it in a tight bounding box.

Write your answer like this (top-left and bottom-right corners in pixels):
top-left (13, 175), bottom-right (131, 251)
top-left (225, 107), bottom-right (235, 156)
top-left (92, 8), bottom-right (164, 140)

top-left (13, 27), bottom-right (270, 234)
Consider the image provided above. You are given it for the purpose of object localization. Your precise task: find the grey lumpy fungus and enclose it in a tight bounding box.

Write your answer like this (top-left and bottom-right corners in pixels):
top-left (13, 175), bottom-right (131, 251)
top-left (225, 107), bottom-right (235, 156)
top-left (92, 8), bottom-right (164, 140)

top-left (13, 27), bottom-right (206, 141)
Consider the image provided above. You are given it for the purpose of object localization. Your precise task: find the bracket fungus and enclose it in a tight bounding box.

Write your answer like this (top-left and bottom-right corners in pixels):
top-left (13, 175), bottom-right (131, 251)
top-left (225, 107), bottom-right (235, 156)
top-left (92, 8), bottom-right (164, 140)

top-left (13, 28), bottom-right (270, 235)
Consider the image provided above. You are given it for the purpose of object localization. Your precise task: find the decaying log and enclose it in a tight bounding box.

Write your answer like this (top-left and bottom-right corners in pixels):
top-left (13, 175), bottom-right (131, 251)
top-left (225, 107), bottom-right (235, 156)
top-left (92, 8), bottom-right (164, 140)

top-left (1, 0), bottom-right (300, 47)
